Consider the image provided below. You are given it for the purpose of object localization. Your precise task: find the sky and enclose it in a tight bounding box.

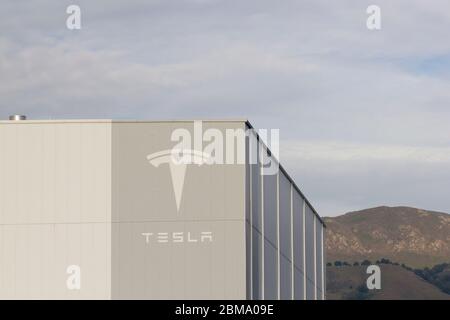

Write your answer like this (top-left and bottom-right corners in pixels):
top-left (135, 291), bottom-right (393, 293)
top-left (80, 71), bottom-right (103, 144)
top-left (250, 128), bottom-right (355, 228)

top-left (1, 0), bottom-right (450, 216)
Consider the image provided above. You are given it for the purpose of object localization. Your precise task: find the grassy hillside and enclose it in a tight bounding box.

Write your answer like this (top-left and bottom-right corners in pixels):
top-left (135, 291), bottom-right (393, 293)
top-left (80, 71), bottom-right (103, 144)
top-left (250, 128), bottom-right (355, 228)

top-left (327, 264), bottom-right (450, 300)
top-left (414, 263), bottom-right (450, 295)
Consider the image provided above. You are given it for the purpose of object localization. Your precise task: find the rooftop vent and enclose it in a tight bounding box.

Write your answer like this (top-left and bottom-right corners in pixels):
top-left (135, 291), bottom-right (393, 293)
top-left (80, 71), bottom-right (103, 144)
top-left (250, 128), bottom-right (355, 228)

top-left (9, 115), bottom-right (27, 121)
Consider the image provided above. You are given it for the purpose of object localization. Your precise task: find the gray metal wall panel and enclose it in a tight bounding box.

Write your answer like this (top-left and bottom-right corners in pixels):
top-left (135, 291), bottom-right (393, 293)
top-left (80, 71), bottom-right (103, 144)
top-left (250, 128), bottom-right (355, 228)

top-left (316, 220), bottom-right (323, 299)
top-left (250, 134), bottom-right (263, 299)
top-left (306, 279), bottom-right (315, 300)
top-left (293, 191), bottom-right (305, 299)
top-left (246, 221), bottom-right (252, 299)
top-left (263, 174), bottom-right (277, 246)
top-left (279, 172), bottom-right (292, 300)
top-left (245, 136), bottom-right (251, 299)
top-left (263, 241), bottom-right (278, 299)
top-left (305, 205), bottom-right (315, 290)
top-left (252, 230), bottom-right (263, 299)
top-left (261, 146), bottom-right (278, 300)
top-left (251, 137), bottom-right (261, 232)
top-left (279, 173), bottom-right (291, 259)
top-left (280, 255), bottom-right (292, 300)
top-left (294, 267), bottom-right (304, 300)
top-left (323, 227), bottom-right (326, 300)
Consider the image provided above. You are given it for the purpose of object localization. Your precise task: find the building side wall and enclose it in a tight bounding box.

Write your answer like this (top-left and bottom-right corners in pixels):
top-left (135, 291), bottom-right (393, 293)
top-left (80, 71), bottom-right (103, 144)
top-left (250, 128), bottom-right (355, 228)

top-left (111, 121), bottom-right (247, 299)
top-left (246, 128), bottom-right (325, 300)
top-left (0, 122), bottom-right (112, 299)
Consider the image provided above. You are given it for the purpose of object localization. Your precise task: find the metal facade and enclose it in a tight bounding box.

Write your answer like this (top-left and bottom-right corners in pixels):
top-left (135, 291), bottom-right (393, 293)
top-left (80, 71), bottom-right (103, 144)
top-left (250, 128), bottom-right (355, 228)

top-left (0, 119), bottom-right (325, 299)
top-left (246, 126), bottom-right (325, 300)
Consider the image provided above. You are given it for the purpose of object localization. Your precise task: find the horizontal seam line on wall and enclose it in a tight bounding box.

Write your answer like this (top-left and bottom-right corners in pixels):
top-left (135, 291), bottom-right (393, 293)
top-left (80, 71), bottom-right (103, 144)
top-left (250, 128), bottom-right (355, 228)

top-left (0, 218), bottom-right (245, 226)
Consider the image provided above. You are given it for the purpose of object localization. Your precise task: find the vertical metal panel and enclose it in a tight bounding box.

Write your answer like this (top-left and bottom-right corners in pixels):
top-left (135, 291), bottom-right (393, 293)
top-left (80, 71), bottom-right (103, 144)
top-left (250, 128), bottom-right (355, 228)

top-left (306, 278), bottom-right (315, 299)
top-left (290, 185), bottom-right (295, 300)
top-left (293, 268), bottom-right (303, 300)
top-left (246, 219), bottom-right (252, 299)
top-left (279, 173), bottom-right (292, 258)
top-left (252, 229), bottom-right (263, 299)
top-left (314, 216), bottom-right (317, 300)
top-left (263, 163), bottom-right (277, 245)
top-left (262, 146), bottom-right (278, 299)
top-left (305, 205), bottom-right (315, 300)
top-left (316, 222), bottom-right (324, 300)
top-left (251, 139), bottom-right (262, 232)
top-left (303, 201), bottom-right (306, 299)
top-left (292, 191), bottom-right (305, 300)
top-left (263, 241), bottom-right (278, 299)
top-left (322, 226), bottom-right (326, 300)
top-left (245, 134), bottom-right (252, 299)
top-left (260, 143), bottom-right (265, 300)
top-left (251, 134), bottom-right (263, 300)
top-left (280, 255), bottom-right (292, 300)
top-left (261, 146), bottom-right (278, 299)
top-left (279, 172), bottom-right (292, 299)
top-left (276, 170), bottom-right (280, 300)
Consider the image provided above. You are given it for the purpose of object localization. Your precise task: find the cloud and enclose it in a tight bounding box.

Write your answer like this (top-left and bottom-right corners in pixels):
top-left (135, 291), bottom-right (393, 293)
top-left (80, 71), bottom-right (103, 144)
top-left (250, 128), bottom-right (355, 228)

top-left (281, 140), bottom-right (450, 216)
top-left (1, 0), bottom-right (450, 216)
top-left (282, 141), bottom-right (450, 164)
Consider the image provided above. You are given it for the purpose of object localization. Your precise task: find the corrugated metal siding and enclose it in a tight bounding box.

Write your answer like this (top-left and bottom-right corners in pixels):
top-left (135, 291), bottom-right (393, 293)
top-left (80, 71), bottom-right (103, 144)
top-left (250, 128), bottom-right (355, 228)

top-left (0, 122), bottom-right (112, 299)
top-left (246, 123), bottom-right (325, 300)
top-left (111, 121), bottom-right (248, 299)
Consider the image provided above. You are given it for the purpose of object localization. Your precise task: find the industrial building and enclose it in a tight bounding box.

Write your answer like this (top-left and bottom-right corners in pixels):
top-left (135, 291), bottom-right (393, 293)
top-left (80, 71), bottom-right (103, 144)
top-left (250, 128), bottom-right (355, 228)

top-left (0, 117), bottom-right (325, 299)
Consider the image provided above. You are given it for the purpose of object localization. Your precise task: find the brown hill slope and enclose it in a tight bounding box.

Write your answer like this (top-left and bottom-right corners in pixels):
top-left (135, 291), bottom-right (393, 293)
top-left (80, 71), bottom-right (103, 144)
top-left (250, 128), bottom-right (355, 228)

top-left (324, 206), bottom-right (450, 268)
top-left (327, 264), bottom-right (450, 300)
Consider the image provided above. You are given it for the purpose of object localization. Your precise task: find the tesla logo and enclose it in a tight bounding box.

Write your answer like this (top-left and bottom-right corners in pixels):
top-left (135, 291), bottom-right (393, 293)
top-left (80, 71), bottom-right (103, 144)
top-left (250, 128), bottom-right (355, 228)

top-left (147, 121), bottom-right (280, 212)
top-left (147, 149), bottom-right (210, 212)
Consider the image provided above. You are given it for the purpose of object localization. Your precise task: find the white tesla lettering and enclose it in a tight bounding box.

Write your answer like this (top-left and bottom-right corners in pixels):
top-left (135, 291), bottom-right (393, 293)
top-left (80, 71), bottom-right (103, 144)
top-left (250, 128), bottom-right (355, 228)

top-left (141, 231), bottom-right (213, 244)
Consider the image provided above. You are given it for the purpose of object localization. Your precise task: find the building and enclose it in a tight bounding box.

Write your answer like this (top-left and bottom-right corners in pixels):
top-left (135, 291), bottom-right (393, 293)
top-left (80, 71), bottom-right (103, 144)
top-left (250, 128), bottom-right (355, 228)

top-left (0, 117), bottom-right (325, 299)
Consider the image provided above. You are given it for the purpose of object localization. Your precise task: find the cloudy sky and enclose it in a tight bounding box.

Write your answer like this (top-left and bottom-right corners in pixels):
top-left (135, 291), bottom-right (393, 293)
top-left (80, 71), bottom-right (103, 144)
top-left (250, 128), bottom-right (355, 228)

top-left (1, 0), bottom-right (450, 216)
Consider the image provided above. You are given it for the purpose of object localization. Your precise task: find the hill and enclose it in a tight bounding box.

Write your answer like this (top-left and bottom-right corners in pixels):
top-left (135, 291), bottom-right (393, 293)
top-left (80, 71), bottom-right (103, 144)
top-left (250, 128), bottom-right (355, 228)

top-left (324, 206), bottom-right (450, 268)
